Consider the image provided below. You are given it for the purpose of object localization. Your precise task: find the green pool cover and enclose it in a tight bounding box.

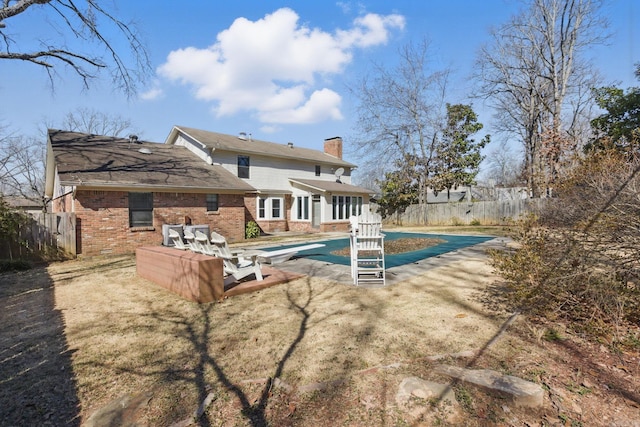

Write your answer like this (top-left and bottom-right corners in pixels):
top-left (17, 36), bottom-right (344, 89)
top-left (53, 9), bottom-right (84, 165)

top-left (263, 232), bottom-right (494, 268)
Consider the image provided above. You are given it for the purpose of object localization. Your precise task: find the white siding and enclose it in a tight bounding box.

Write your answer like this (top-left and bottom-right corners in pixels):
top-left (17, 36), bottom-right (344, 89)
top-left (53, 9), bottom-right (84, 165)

top-left (212, 149), bottom-right (352, 190)
top-left (175, 135), bottom-right (213, 164)
top-left (52, 168), bottom-right (73, 201)
top-left (174, 131), bottom-right (370, 225)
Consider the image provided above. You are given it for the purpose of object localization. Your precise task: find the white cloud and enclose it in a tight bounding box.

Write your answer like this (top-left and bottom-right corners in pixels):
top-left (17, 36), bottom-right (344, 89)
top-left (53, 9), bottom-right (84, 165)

top-left (260, 124), bottom-right (281, 134)
top-left (158, 7), bottom-right (404, 125)
top-left (258, 88), bottom-right (343, 124)
top-left (139, 86), bottom-right (163, 101)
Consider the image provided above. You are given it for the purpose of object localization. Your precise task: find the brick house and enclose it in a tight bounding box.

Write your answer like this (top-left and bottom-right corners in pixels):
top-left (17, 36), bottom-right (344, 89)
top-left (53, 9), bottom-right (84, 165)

top-left (45, 128), bottom-right (374, 257)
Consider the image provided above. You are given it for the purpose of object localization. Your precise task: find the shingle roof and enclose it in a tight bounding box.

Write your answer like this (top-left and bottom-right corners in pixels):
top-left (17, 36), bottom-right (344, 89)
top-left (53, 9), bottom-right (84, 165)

top-left (169, 126), bottom-right (356, 168)
top-left (48, 130), bottom-right (255, 192)
top-left (289, 178), bottom-right (374, 195)
top-left (427, 191), bottom-right (467, 203)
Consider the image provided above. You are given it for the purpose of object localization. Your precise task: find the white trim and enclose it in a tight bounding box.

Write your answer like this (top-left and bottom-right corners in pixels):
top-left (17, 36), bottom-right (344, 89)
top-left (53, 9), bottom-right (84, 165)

top-left (257, 195), bottom-right (285, 220)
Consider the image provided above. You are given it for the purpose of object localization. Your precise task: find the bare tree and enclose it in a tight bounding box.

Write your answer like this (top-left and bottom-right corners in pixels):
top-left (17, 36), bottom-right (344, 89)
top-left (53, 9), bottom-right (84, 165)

top-left (483, 139), bottom-right (523, 187)
top-left (0, 0), bottom-right (151, 97)
top-left (57, 107), bottom-right (137, 137)
top-left (0, 135), bottom-right (46, 209)
top-left (348, 38), bottom-right (450, 203)
top-left (476, 18), bottom-right (547, 195)
top-left (1, 109), bottom-right (138, 210)
top-left (476, 0), bottom-right (607, 196)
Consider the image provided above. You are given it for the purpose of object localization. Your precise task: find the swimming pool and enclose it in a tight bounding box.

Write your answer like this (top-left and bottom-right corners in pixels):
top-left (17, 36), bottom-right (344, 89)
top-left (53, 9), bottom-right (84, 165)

top-left (264, 232), bottom-right (494, 268)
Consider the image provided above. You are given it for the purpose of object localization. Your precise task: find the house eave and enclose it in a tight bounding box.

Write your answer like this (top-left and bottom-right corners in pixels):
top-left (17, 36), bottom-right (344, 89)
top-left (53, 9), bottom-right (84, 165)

top-left (289, 178), bottom-right (375, 195)
top-left (59, 181), bottom-right (254, 194)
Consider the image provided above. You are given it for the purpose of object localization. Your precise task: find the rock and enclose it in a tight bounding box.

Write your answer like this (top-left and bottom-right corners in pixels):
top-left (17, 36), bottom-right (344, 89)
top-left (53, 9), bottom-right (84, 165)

top-left (396, 376), bottom-right (462, 423)
top-left (435, 365), bottom-right (544, 408)
top-left (581, 378), bottom-right (594, 389)
top-left (396, 377), bottom-right (456, 406)
top-left (85, 391), bottom-right (153, 427)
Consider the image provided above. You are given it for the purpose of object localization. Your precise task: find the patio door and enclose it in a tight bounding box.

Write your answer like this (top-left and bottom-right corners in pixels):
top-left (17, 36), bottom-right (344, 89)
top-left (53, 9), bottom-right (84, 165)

top-left (311, 195), bottom-right (321, 228)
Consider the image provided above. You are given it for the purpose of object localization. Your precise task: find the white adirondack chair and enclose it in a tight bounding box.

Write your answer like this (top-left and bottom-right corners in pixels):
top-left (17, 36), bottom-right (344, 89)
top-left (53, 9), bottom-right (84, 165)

top-left (168, 229), bottom-right (189, 250)
top-left (183, 229), bottom-right (204, 253)
top-left (194, 230), bottom-right (220, 256)
top-left (349, 211), bottom-right (385, 286)
top-left (208, 231), bottom-right (264, 286)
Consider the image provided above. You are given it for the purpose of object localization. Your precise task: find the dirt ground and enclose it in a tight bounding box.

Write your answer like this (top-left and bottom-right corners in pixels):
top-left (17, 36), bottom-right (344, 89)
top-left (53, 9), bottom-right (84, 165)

top-left (1, 229), bottom-right (639, 426)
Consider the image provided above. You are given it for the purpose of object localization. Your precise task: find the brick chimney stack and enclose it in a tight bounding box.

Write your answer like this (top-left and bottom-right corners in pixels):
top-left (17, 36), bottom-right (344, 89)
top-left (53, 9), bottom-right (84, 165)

top-left (324, 136), bottom-right (343, 159)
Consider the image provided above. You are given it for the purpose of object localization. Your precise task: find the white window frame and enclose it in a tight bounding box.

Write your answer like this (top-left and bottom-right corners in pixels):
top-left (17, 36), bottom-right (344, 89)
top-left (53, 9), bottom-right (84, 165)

top-left (257, 196), bottom-right (284, 220)
top-left (331, 195), bottom-right (362, 220)
top-left (296, 195), bottom-right (310, 220)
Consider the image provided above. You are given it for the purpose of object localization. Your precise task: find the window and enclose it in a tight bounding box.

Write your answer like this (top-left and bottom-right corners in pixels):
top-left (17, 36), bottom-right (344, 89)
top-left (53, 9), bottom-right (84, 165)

top-left (257, 196), bottom-right (284, 219)
top-left (315, 165), bottom-right (321, 176)
top-left (129, 192), bottom-right (153, 227)
top-left (272, 198), bottom-right (281, 218)
top-left (352, 196), bottom-right (363, 216)
top-left (206, 194), bottom-right (219, 211)
top-left (237, 155), bottom-right (250, 178)
top-left (296, 196), bottom-right (309, 220)
top-left (332, 195), bottom-right (362, 220)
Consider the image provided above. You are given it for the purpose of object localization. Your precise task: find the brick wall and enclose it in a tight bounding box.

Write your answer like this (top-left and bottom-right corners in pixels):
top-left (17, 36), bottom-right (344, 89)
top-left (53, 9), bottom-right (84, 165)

top-left (288, 221), bottom-right (314, 232)
top-left (323, 137), bottom-right (343, 159)
top-left (66, 190), bottom-right (247, 256)
top-left (320, 221), bottom-right (350, 232)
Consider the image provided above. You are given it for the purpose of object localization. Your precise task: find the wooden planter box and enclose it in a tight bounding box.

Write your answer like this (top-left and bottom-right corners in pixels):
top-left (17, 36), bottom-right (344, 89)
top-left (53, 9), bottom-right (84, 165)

top-left (136, 246), bottom-right (224, 303)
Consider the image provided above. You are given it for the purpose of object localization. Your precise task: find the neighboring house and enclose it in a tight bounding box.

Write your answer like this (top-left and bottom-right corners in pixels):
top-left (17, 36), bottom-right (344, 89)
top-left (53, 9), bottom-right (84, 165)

top-left (473, 186), bottom-right (530, 201)
top-left (45, 128), bottom-right (374, 257)
top-left (426, 191), bottom-right (469, 204)
top-left (3, 195), bottom-right (46, 216)
top-left (164, 126), bottom-right (374, 234)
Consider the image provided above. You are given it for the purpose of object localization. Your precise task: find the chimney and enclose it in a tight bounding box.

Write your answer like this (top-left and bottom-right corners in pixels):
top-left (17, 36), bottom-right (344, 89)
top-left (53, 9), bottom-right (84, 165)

top-left (324, 136), bottom-right (342, 159)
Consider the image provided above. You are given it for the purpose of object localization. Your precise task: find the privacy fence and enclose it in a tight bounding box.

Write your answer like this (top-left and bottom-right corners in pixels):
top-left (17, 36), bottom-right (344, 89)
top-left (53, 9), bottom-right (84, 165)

top-left (389, 199), bottom-right (545, 226)
top-left (1, 212), bottom-right (76, 260)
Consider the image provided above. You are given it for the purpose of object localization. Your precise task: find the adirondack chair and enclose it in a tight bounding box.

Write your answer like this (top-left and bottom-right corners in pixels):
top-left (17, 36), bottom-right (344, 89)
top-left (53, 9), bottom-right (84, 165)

top-left (349, 211), bottom-right (385, 286)
top-left (194, 230), bottom-right (220, 256)
top-left (208, 231), bottom-right (264, 286)
top-left (183, 229), bottom-right (203, 253)
top-left (168, 229), bottom-right (188, 250)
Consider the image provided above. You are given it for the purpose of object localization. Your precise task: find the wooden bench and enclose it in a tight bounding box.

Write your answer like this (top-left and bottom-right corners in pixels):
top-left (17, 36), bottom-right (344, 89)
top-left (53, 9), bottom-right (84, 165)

top-left (136, 246), bottom-right (224, 303)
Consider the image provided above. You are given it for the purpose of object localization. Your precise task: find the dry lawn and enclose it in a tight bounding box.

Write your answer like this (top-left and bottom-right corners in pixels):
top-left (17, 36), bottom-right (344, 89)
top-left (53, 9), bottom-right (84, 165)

top-left (2, 228), bottom-right (639, 426)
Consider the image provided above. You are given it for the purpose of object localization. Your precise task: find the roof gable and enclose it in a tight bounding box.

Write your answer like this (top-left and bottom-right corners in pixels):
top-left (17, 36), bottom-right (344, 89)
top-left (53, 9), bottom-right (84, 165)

top-left (167, 126), bottom-right (356, 168)
top-left (47, 130), bottom-right (255, 193)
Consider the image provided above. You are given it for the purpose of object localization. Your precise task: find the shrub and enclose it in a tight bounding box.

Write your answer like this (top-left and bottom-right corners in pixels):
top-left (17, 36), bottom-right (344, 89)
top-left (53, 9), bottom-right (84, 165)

top-left (489, 151), bottom-right (640, 343)
top-left (245, 221), bottom-right (261, 239)
top-left (0, 197), bottom-right (31, 260)
top-left (0, 259), bottom-right (32, 273)
top-left (450, 216), bottom-right (463, 226)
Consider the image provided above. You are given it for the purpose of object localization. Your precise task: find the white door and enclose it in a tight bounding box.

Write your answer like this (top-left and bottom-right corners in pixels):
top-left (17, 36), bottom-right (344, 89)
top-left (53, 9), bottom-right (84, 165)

top-left (312, 195), bottom-right (321, 228)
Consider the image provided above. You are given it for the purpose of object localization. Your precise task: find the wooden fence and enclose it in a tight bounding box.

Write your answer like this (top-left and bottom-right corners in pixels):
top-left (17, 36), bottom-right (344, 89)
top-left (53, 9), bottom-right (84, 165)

top-left (390, 199), bottom-right (544, 226)
top-left (1, 212), bottom-right (76, 260)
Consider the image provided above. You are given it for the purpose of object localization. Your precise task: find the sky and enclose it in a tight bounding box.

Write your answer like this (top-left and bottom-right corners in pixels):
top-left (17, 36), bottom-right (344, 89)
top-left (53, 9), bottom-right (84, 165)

top-left (1, 0), bottom-right (638, 173)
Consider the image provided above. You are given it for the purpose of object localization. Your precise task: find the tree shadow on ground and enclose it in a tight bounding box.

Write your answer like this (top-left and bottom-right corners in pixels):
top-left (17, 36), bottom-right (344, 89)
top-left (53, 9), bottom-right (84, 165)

top-left (0, 266), bottom-right (80, 426)
top-left (167, 270), bottom-right (366, 427)
top-left (116, 262), bottom-right (388, 426)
